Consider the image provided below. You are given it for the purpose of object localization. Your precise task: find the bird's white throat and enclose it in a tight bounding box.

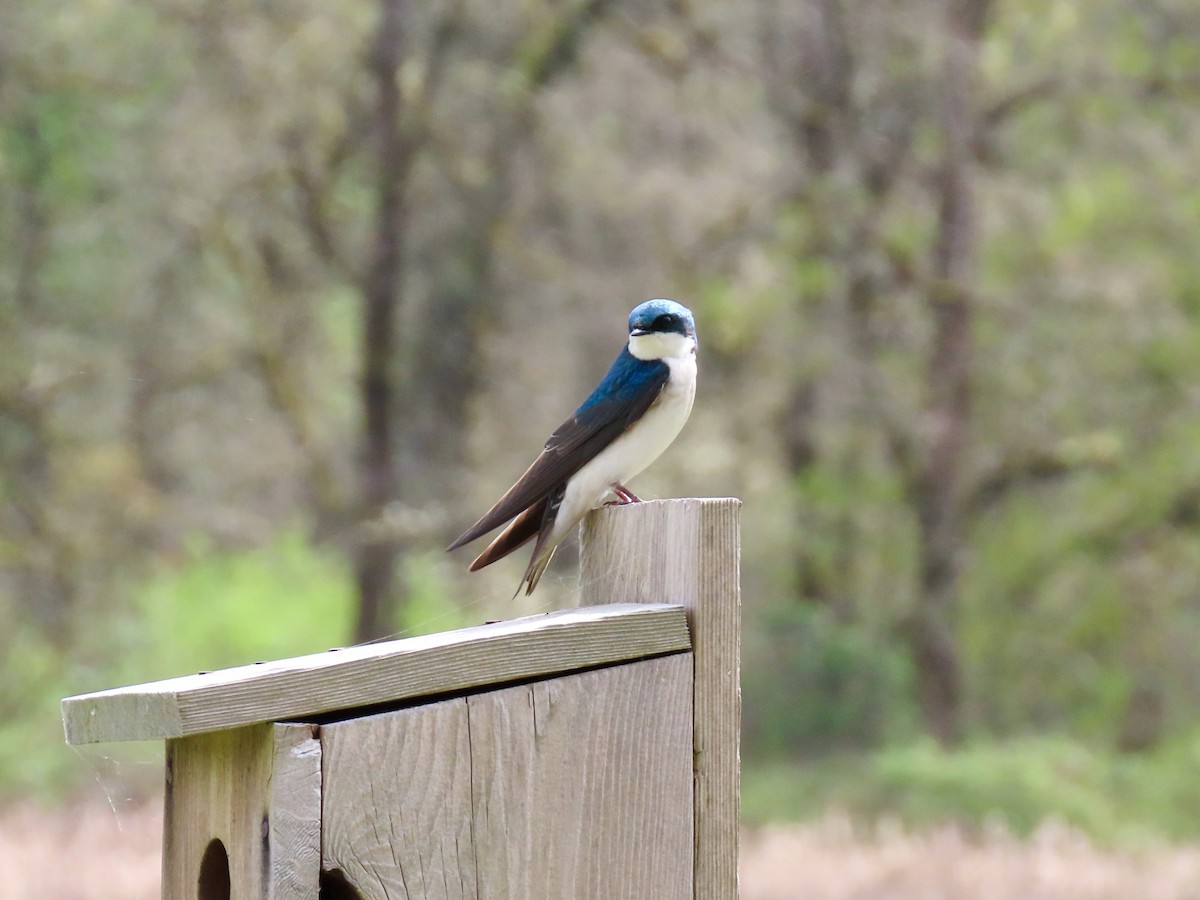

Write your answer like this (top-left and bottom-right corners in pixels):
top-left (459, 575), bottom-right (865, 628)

top-left (628, 331), bottom-right (696, 361)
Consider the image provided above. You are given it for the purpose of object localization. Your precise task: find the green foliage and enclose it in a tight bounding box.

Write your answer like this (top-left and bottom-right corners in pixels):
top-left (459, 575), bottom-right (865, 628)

top-left (396, 550), bottom-right (471, 638)
top-left (1, 528), bottom-right (358, 800)
top-left (743, 602), bottom-right (917, 757)
top-left (963, 417), bottom-right (1200, 739)
top-left (109, 527), bottom-right (355, 684)
top-left (0, 627), bottom-right (80, 799)
top-left (743, 732), bottom-right (1200, 846)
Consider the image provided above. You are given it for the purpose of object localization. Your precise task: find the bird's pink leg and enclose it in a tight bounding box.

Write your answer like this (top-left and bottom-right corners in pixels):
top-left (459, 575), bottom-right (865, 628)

top-left (608, 482), bottom-right (642, 504)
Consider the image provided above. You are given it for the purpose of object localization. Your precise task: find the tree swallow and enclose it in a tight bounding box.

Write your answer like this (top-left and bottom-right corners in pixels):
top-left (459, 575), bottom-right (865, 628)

top-left (448, 299), bottom-right (698, 595)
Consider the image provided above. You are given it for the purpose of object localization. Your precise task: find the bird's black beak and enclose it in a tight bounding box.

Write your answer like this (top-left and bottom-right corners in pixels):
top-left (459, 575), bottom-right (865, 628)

top-left (630, 327), bottom-right (650, 336)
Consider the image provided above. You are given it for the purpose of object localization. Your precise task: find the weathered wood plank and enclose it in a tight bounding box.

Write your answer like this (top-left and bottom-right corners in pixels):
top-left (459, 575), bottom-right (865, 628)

top-left (322, 699), bottom-right (476, 899)
top-left (319, 655), bottom-right (693, 900)
top-left (62, 603), bottom-right (690, 744)
top-left (580, 498), bottom-right (741, 900)
top-left (269, 724), bottom-right (324, 897)
top-left (162, 722), bottom-right (320, 900)
top-left (469, 653), bottom-right (693, 900)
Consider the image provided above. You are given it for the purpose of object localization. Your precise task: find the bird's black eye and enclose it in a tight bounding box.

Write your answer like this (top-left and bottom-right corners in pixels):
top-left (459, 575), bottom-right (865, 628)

top-left (652, 313), bottom-right (676, 330)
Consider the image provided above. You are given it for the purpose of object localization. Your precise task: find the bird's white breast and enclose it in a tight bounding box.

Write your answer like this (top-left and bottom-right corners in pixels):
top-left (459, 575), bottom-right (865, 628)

top-left (550, 352), bottom-right (697, 546)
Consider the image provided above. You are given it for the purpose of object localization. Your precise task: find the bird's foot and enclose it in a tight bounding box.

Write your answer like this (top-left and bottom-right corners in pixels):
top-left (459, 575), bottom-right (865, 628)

top-left (607, 482), bottom-right (642, 504)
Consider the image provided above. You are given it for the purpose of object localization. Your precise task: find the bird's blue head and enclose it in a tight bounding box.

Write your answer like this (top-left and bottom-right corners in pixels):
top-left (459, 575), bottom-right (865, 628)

top-left (628, 298), bottom-right (696, 340)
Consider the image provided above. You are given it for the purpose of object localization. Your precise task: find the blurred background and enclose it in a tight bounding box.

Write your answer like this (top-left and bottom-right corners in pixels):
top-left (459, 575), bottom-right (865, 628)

top-left (5, 0), bottom-right (1200, 895)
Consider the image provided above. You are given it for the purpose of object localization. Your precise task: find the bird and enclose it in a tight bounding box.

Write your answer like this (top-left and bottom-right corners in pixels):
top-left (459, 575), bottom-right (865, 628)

top-left (447, 298), bottom-right (698, 595)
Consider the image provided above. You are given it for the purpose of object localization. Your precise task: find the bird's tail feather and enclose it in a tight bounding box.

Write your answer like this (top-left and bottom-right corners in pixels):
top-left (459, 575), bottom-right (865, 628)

top-left (468, 498), bottom-right (547, 571)
top-left (517, 547), bottom-right (556, 598)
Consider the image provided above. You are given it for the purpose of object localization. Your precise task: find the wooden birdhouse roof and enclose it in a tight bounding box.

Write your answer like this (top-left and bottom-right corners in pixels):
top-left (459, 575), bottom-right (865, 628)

top-left (61, 603), bottom-right (690, 745)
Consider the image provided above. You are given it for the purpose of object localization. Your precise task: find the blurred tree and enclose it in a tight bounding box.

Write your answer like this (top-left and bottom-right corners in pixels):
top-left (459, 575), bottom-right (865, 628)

top-left (910, 0), bottom-right (990, 746)
top-left (758, 0), bottom-right (993, 745)
top-left (752, 0), bottom-right (1200, 749)
top-left (351, 0), bottom-right (617, 640)
top-left (352, 0), bottom-right (409, 643)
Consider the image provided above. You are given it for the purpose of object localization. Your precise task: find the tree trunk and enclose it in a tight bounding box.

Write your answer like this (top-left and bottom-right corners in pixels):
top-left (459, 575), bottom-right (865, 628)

top-left (353, 0), bottom-right (410, 643)
top-left (905, 0), bottom-right (992, 746)
top-left (394, 0), bottom-right (618, 519)
top-left (352, 1), bottom-right (615, 640)
top-left (396, 212), bottom-right (496, 514)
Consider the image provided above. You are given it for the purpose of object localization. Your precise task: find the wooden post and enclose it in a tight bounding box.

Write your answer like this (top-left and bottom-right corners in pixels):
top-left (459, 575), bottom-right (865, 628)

top-left (579, 497), bottom-right (741, 900)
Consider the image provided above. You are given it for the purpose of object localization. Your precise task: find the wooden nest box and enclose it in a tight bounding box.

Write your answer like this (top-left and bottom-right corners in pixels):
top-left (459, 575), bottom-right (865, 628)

top-left (62, 499), bottom-right (741, 900)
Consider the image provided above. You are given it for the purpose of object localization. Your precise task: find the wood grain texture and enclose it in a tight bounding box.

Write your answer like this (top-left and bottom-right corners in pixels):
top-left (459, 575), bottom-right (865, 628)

top-left (469, 653), bottom-right (693, 900)
top-left (62, 603), bottom-right (690, 744)
top-left (162, 722), bottom-right (320, 900)
top-left (322, 699), bottom-right (476, 898)
top-left (270, 725), bottom-right (324, 897)
top-left (319, 654), bottom-right (693, 900)
top-left (579, 498), bottom-right (742, 900)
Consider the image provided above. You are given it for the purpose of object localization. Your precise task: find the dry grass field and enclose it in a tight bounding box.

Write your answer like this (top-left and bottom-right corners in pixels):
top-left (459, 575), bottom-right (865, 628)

top-left (6, 801), bottom-right (1200, 899)
top-left (741, 818), bottom-right (1200, 900)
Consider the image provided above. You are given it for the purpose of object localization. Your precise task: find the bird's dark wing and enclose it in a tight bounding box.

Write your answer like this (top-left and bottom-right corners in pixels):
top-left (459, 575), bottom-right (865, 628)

top-left (447, 353), bottom-right (669, 551)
